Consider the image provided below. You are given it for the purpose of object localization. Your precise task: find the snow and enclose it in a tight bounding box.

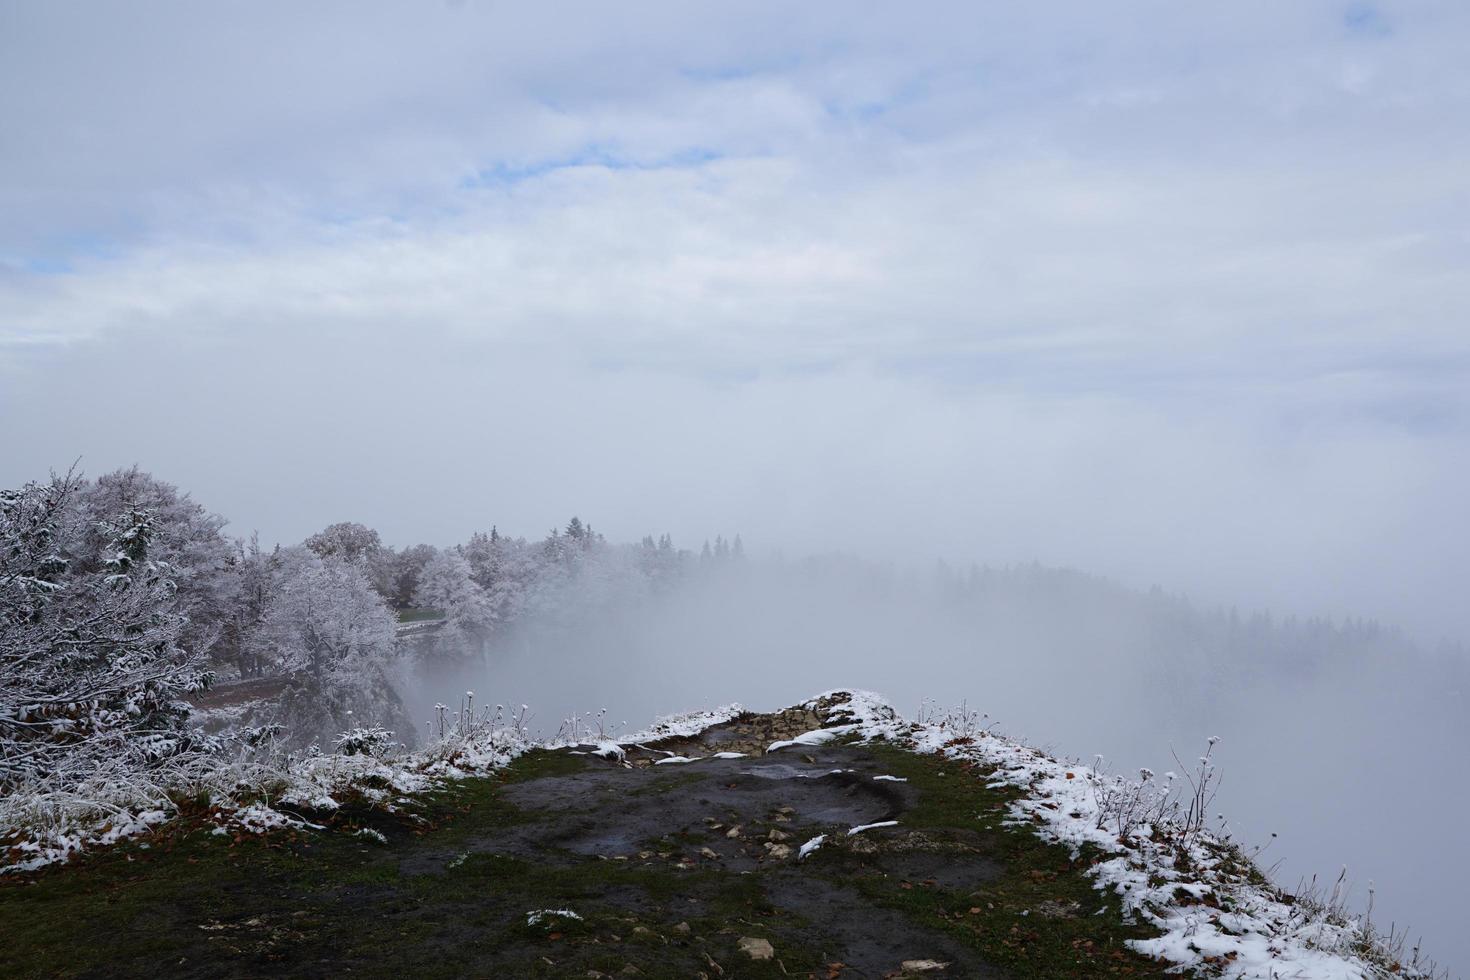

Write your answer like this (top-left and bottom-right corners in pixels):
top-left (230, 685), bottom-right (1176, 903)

top-left (526, 908), bottom-right (582, 927)
top-left (653, 756), bottom-right (696, 765)
top-left (766, 724), bottom-right (858, 752)
top-left (798, 834), bottom-right (826, 860)
top-left (872, 775), bottom-right (907, 782)
top-left (847, 820), bottom-right (899, 836)
top-left (591, 741), bottom-right (626, 762)
top-left (617, 703), bottom-right (745, 744)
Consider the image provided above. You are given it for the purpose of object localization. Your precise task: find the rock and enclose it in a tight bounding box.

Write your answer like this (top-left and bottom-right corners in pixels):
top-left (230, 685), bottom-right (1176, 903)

top-left (673, 921), bottom-right (691, 936)
top-left (767, 829), bottom-right (790, 842)
top-left (763, 842), bottom-right (792, 859)
top-left (900, 960), bottom-right (950, 973)
top-left (738, 937), bottom-right (775, 960)
top-left (725, 826), bottom-right (742, 839)
top-left (699, 847), bottom-right (719, 860)
top-left (1035, 899), bottom-right (1081, 919)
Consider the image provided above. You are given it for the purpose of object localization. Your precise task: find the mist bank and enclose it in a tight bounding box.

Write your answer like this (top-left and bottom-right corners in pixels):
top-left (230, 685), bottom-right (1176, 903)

top-left (407, 556), bottom-right (1469, 972)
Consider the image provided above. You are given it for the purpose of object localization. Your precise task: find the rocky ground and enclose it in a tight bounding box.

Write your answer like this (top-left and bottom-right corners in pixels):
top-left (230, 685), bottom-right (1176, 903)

top-left (0, 706), bottom-right (1175, 979)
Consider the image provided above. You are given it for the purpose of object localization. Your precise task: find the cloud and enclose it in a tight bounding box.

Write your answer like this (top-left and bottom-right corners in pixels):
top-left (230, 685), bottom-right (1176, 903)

top-left (2, 2), bottom-right (1468, 645)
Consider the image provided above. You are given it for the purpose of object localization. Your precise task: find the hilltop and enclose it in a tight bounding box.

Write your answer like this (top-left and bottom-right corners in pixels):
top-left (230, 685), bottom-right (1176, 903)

top-left (0, 692), bottom-right (1440, 979)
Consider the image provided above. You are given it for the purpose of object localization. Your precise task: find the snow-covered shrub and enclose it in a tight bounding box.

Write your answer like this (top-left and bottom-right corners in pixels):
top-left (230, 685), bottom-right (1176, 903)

top-left (334, 727), bottom-right (396, 757)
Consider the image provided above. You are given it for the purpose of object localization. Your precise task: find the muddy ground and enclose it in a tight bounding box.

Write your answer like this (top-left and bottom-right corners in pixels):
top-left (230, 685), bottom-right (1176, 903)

top-left (0, 709), bottom-right (1172, 979)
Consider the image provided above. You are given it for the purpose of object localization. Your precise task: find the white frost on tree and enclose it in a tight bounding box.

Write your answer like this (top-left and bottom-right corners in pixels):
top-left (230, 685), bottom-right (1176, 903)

top-left (0, 473), bottom-right (209, 794)
top-left (413, 549), bottom-right (496, 656)
top-left (252, 547), bottom-right (408, 747)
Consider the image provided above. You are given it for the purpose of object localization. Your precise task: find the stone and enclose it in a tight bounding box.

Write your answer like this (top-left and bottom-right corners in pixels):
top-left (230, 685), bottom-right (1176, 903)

top-left (738, 937), bottom-right (775, 960)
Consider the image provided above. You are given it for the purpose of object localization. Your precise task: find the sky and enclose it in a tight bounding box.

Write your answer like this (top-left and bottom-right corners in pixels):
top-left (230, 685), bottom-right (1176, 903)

top-left (3, 0), bottom-right (1470, 642)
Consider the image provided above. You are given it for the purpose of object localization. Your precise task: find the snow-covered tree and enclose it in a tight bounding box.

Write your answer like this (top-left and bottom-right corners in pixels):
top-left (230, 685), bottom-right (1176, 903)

top-left (412, 549), bottom-right (495, 655)
top-left (385, 543), bottom-right (436, 609)
top-left (76, 467), bottom-right (238, 658)
top-left (218, 534), bottom-right (278, 678)
top-left (252, 547), bottom-right (407, 746)
top-left (303, 521), bottom-right (382, 565)
top-left (0, 473), bottom-right (209, 792)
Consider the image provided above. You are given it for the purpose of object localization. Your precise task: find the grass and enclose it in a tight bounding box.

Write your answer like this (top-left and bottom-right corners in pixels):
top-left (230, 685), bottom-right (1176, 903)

top-left (395, 607), bottom-right (445, 623)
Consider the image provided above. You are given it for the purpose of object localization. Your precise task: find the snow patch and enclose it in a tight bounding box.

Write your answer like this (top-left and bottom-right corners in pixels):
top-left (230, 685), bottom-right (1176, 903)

top-left (767, 724), bottom-right (857, 752)
top-left (526, 908), bottom-right (583, 927)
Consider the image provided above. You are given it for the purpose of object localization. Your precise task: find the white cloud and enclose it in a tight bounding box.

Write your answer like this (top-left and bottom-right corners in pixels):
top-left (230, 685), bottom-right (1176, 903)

top-left (1, 0), bottom-right (1468, 635)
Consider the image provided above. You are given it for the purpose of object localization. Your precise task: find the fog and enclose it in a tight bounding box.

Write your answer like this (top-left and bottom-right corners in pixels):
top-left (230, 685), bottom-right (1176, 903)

top-left (405, 558), bottom-right (1469, 969)
top-left (4, 327), bottom-right (1469, 646)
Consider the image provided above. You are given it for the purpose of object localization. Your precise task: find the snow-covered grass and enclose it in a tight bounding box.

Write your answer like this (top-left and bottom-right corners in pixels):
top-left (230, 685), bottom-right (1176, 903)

top-left (809, 689), bottom-right (1448, 980)
top-left (0, 706), bottom-right (532, 875)
top-left (1, 691), bottom-right (740, 875)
